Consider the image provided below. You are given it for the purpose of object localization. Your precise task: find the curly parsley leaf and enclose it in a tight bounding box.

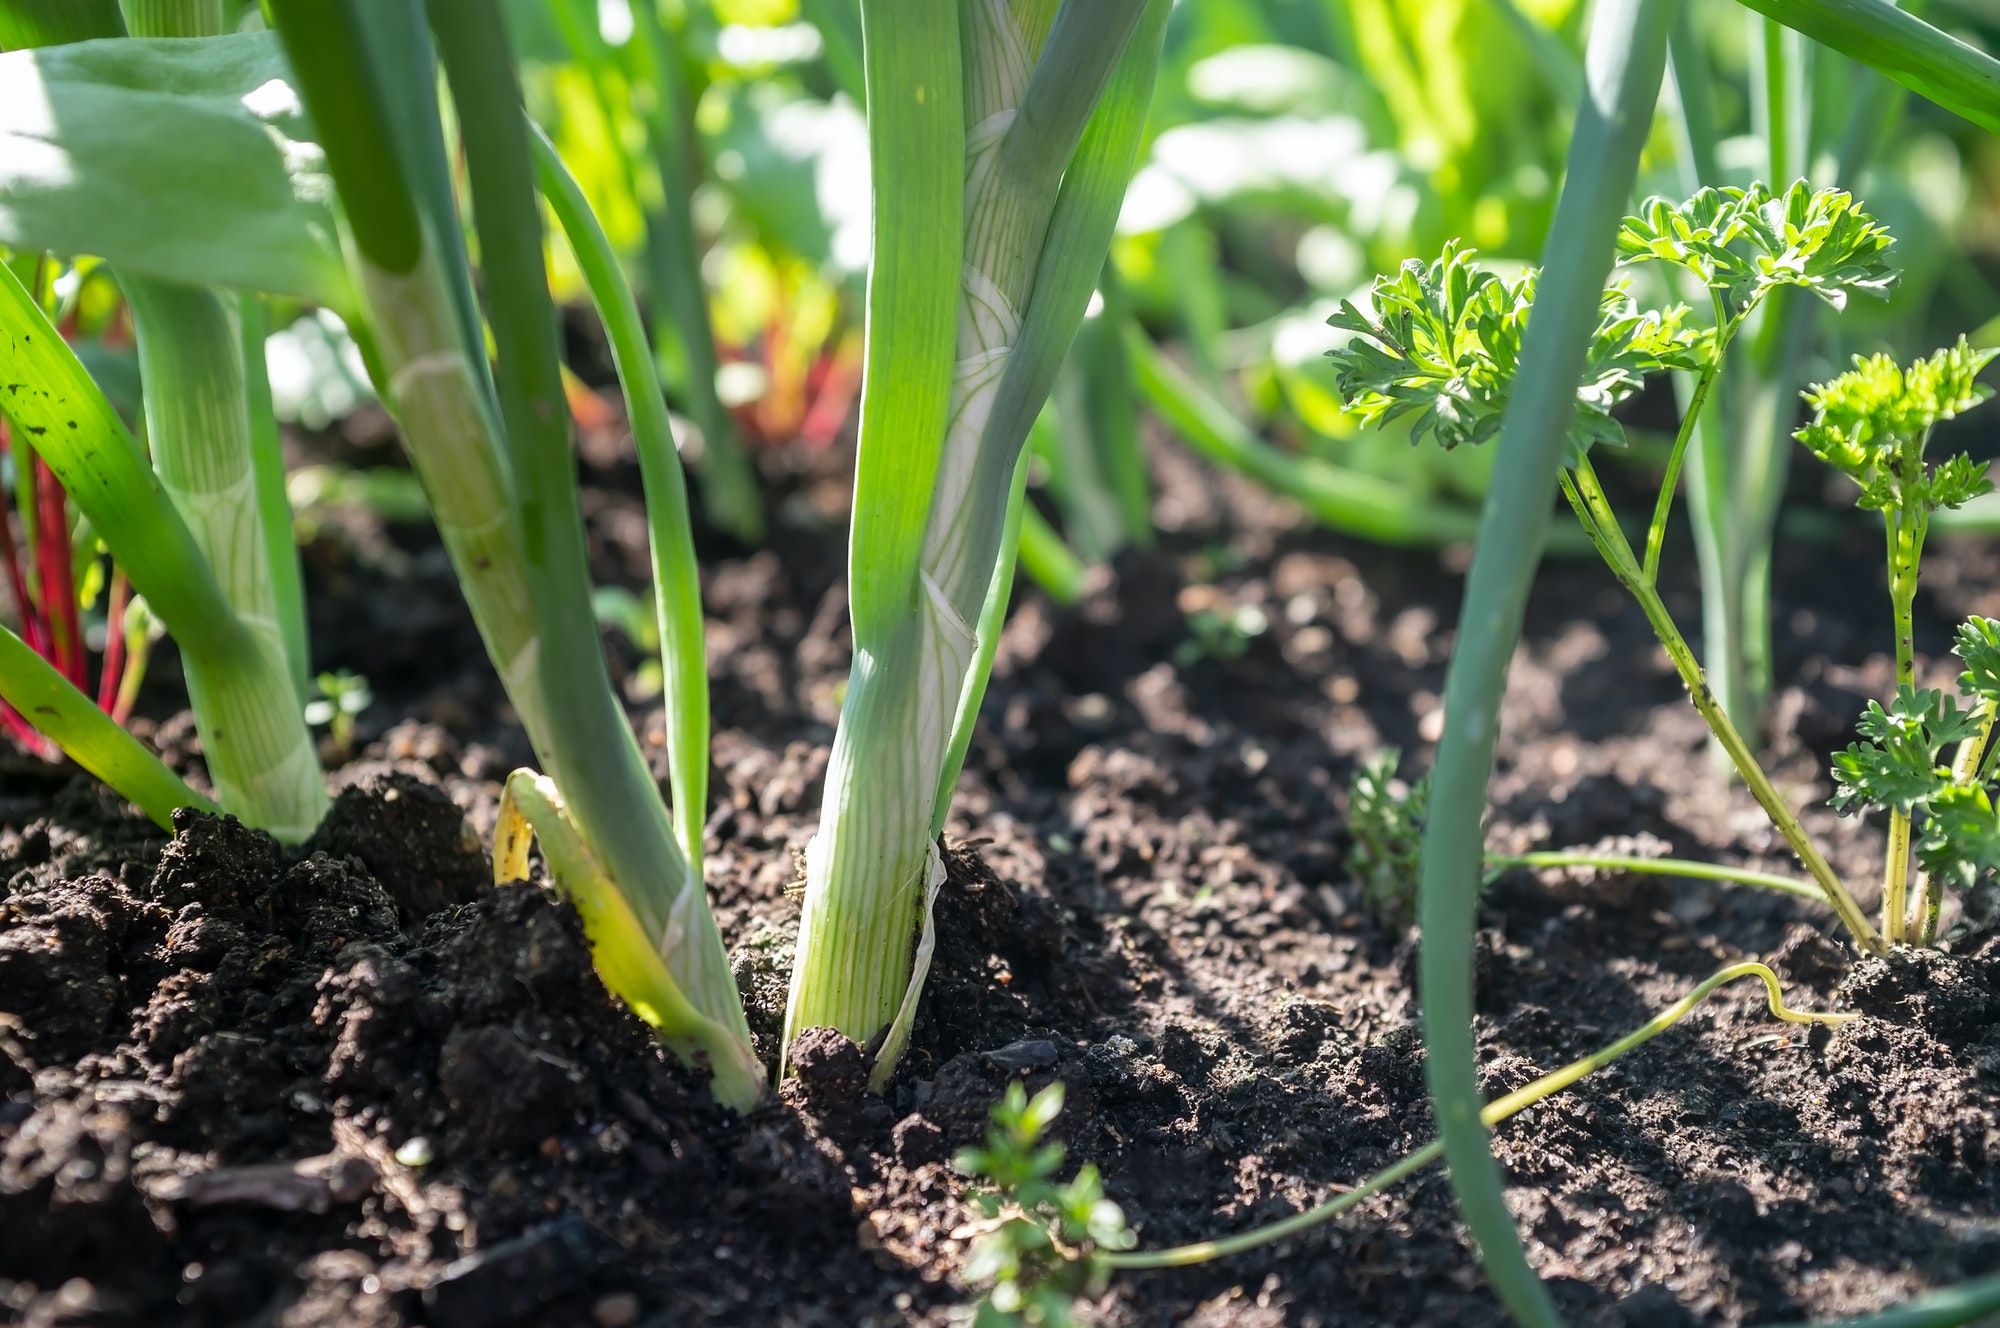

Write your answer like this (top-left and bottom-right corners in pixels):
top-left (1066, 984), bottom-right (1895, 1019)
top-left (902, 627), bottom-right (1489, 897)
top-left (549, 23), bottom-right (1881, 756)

top-left (1958, 617), bottom-right (2000, 704)
top-left (1796, 337), bottom-right (1998, 515)
top-left (1831, 685), bottom-right (1977, 817)
top-left (1617, 181), bottom-right (1897, 320)
top-left (1916, 783), bottom-right (2000, 894)
top-left (1325, 242), bottom-right (1699, 458)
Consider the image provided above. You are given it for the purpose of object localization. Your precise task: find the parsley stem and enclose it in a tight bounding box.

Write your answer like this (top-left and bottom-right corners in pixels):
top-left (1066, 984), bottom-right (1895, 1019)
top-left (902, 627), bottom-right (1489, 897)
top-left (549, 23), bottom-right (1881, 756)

top-left (1567, 462), bottom-right (1886, 954)
top-left (1641, 308), bottom-right (1736, 589)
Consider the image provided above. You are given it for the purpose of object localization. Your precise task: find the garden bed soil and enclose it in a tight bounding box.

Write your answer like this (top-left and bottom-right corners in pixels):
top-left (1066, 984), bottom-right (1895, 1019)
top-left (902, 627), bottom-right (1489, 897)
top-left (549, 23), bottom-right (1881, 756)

top-left (8, 420), bottom-right (2000, 1327)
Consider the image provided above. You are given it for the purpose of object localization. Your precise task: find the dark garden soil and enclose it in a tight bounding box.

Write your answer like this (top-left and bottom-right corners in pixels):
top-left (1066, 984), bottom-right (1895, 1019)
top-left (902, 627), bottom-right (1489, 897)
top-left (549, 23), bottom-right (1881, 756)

top-left (8, 408), bottom-right (2000, 1328)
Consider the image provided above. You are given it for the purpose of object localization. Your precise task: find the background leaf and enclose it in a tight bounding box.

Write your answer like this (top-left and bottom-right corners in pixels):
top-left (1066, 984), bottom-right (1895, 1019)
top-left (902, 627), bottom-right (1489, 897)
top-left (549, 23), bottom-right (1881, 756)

top-left (0, 33), bottom-right (350, 307)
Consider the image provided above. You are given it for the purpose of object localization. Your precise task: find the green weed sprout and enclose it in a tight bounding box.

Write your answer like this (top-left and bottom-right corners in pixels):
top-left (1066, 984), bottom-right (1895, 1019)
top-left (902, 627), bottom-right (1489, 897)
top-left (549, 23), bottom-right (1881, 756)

top-left (955, 1081), bottom-right (1133, 1327)
top-left (306, 669), bottom-right (372, 758)
top-left (1795, 340), bottom-right (1998, 944)
top-left (1347, 747), bottom-right (1428, 929)
top-left (1327, 180), bottom-right (1898, 955)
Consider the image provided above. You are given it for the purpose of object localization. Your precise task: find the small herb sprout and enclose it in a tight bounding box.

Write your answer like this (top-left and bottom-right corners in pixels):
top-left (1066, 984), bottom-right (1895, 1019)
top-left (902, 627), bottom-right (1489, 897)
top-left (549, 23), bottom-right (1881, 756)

top-left (1174, 601), bottom-right (1267, 666)
top-left (1793, 339), bottom-right (1997, 945)
top-left (305, 669), bottom-right (372, 757)
top-left (1347, 747), bottom-right (1428, 929)
top-left (955, 1081), bottom-right (1133, 1327)
top-left (1328, 181), bottom-right (1901, 954)
top-left (1832, 616), bottom-right (2000, 946)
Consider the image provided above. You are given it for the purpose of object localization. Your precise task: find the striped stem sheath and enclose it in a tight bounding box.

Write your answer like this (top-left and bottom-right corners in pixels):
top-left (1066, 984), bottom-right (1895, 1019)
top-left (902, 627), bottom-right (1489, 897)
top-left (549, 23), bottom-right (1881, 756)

top-left (356, 247), bottom-right (549, 755)
top-left (117, 0), bottom-right (323, 842)
top-left (122, 277), bottom-right (325, 840)
top-left (785, 0), bottom-right (1150, 1083)
top-left (269, 0), bottom-right (550, 764)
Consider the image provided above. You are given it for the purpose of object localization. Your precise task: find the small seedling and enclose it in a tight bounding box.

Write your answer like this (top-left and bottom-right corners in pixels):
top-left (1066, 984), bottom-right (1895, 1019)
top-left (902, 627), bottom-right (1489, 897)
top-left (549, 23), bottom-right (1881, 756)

top-left (1174, 601), bottom-right (1267, 666)
top-left (306, 669), bottom-right (372, 758)
top-left (1795, 339), bottom-right (1998, 943)
top-left (1347, 746), bottom-right (1428, 928)
top-left (954, 1081), bottom-right (1133, 1327)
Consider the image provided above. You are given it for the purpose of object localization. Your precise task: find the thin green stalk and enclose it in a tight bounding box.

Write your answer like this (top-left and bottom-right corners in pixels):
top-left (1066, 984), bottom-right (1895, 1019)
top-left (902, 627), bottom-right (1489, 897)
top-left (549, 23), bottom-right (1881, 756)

top-left (1084, 267), bottom-right (1152, 549)
top-left (1484, 851), bottom-right (1824, 902)
top-left (0, 620), bottom-right (216, 828)
top-left (1105, 962), bottom-right (1847, 1270)
top-left (532, 126), bottom-right (709, 878)
top-left (1768, 1273), bottom-right (2000, 1328)
top-left (625, 0), bottom-right (765, 545)
top-left (1416, 5), bottom-right (1674, 1320)
top-left (1016, 504), bottom-right (1086, 605)
top-left (1641, 331), bottom-right (1727, 586)
top-left (1125, 328), bottom-right (1484, 548)
top-left (1568, 460), bottom-right (1885, 953)
top-left (429, 0), bottom-right (755, 1102)
top-left (1665, 4), bottom-right (1719, 187)
top-left (1884, 501), bottom-right (1924, 942)
top-left (239, 293), bottom-right (309, 702)
top-left (932, 446), bottom-right (1034, 836)
top-left (799, 0), bottom-right (865, 104)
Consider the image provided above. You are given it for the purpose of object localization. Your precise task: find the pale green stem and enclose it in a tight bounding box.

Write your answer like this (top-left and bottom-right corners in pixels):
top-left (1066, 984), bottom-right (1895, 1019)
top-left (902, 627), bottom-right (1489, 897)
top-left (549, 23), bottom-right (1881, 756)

top-left (122, 278), bottom-right (326, 840)
top-left (1104, 962), bottom-right (1848, 1269)
top-left (1484, 852), bottom-right (1823, 902)
top-left (1567, 461), bottom-right (1884, 954)
top-left (1884, 500), bottom-right (1923, 944)
top-left (357, 244), bottom-right (549, 758)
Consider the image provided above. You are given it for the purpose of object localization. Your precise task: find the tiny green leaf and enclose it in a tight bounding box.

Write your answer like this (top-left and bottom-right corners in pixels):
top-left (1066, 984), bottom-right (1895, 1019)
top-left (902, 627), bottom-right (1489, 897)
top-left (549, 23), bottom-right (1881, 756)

top-left (1832, 685), bottom-right (1976, 816)
top-left (1958, 617), bottom-right (2000, 703)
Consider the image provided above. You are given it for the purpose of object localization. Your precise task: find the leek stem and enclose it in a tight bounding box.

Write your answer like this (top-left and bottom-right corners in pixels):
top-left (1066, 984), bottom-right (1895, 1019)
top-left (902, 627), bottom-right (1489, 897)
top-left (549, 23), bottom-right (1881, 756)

top-left (433, 0), bottom-right (756, 1096)
top-left (239, 293), bottom-right (310, 702)
top-left (122, 278), bottom-right (326, 839)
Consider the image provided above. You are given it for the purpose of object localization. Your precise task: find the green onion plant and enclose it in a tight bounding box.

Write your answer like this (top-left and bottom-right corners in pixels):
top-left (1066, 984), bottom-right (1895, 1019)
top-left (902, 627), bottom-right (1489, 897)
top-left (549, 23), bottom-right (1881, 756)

top-left (780, 0), bottom-right (1169, 1089)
